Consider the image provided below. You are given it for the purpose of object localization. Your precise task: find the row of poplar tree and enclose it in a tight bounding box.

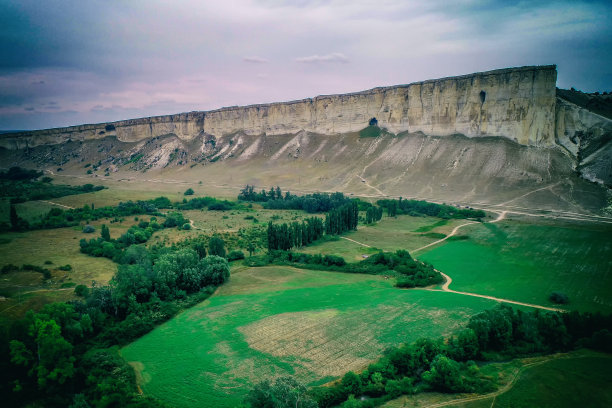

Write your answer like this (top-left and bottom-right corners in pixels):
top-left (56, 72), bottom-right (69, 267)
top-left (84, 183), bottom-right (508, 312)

top-left (267, 201), bottom-right (361, 250)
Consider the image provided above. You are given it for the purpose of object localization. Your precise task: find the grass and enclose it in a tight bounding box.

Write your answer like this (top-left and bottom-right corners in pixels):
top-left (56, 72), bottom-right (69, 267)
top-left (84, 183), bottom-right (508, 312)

top-left (0, 219), bottom-right (134, 318)
top-left (418, 220), bottom-right (612, 312)
top-left (489, 352), bottom-right (612, 408)
top-left (121, 266), bottom-right (497, 408)
top-left (302, 215), bottom-right (465, 261)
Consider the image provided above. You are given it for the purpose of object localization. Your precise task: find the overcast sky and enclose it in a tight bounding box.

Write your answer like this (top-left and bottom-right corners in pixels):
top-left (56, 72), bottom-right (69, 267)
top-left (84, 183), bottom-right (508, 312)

top-left (0, 0), bottom-right (610, 130)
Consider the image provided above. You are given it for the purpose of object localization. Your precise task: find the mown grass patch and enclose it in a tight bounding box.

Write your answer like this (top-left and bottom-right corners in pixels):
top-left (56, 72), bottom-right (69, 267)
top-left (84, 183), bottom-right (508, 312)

top-left (419, 221), bottom-right (612, 312)
top-left (121, 266), bottom-right (496, 408)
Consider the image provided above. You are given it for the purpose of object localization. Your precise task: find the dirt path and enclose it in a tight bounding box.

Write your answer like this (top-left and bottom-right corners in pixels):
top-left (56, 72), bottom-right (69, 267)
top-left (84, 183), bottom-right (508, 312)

top-left (419, 353), bottom-right (575, 408)
top-left (428, 271), bottom-right (565, 312)
top-left (37, 200), bottom-right (74, 209)
top-left (412, 211), bottom-right (507, 254)
top-left (339, 211), bottom-right (562, 312)
top-left (189, 219), bottom-right (200, 230)
top-left (355, 174), bottom-right (385, 196)
top-left (340, 236), bottom-right (372, 247)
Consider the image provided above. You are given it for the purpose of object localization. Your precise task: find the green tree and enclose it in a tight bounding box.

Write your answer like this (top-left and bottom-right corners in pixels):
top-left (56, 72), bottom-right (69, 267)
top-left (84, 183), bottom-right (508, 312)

top-left (100, 224), bottom-right (111, 241)
top-left (10, 205), bottom-right (19, 231)
top-left (200, 255), bottom-right (230, 285)
top-left (341, 371), bottom-right (362, 396)
top-left (184, 188), bottom-right (194, 196)
top-left (423, 355), bottom-right (464, 393)
top-left (245, 376), bottom-right (317, 408)
top-left (208, 236), bottom-right (226, 257)
top-left (10, 318), bottom-right (76, 389)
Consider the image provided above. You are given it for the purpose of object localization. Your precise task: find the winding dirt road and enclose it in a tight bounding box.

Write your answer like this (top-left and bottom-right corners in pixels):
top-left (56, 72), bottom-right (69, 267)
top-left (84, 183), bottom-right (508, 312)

top-left (412, 211), bottom-right (506, 254)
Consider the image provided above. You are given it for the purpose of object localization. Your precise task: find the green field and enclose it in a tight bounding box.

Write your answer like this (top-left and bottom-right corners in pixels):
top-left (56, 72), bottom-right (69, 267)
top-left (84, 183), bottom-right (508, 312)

top-left (121, 266), bottom-right (497, 408)
top-left (302, 215), bottom-right (465, 261)
top-left (489, 353), bottom-right (612, 408)
top-left (419, 220), bottom-right (612, 312)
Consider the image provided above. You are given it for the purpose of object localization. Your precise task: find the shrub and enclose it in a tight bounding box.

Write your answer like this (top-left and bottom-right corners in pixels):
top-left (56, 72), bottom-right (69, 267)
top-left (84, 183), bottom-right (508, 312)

top-left (550, 291), bottom-right (569, 304)
top-left (227, 250), bottom-right (245, 261)
top-left (83, 225), bottom-right (96, 233)
top-left (182, 223), bottom-right (192, 230)
top-left (58, 264), bottom-right (72, 271)
top-left (184, 188), bottom-right (194, 196)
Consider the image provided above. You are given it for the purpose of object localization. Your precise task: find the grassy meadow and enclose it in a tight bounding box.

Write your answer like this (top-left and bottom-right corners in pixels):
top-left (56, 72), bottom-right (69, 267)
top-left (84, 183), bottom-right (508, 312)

top-left (302, 215), bottom-right (466, 261)
top-left (419, 220), bottom-right (612, 312)
top-left (121, 266), bottom-right (497, 408)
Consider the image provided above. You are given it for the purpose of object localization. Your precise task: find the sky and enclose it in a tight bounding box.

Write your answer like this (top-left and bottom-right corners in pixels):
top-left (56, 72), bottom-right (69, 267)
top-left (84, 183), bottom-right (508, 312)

top-left (0, 0), bottom-right (610, 130)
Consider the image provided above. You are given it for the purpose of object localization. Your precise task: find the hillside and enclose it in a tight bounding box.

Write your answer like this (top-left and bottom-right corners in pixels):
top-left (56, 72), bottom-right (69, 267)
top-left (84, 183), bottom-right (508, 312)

top-left (0, 65), bottom-right (610, 214)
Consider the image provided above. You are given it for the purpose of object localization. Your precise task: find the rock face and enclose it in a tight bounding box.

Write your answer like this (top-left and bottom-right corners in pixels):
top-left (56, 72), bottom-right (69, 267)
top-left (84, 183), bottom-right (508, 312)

top-left (556, 97), bottom-right (612, 185)
top-left (0, 65), bottom-right (558, 149)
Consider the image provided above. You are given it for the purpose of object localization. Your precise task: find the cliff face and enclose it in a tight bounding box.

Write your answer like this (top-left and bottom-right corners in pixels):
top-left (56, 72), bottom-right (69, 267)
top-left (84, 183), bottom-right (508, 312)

top-left (556, 97), bottom-right (612, 185)
top-left (0, 65), bottom-right (558, 150)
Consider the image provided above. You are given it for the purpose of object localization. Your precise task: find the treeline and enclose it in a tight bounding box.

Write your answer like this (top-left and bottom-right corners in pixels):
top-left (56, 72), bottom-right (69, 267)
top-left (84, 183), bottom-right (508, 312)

top-left (5, 194), bottom-right (239, 232)
top-left (305, 306), bottom-right (612, 408)
top-left (377, 198), bottom-right (486, 219)
top-left (0, 167), bottom-right (106, 204)
top-left (238, 185), bottom-right (352, 213)
top-left (248, 249), bottom-right (443, 288)
top-left (1, 226), bottom-right (232, 407)
top-left (267, 217), bottom-right (324, 251)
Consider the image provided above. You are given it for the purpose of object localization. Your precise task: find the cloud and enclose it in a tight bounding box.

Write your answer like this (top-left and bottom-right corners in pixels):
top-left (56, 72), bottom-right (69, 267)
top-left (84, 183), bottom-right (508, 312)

top-left (294, 52), bottom-right (349, 64)
top-left (243, 56), bottom-right (269, 64)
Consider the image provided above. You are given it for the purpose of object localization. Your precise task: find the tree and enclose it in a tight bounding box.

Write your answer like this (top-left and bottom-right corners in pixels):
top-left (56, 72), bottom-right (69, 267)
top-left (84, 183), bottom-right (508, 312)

top-left (10, 205), bottom-right (19, 231)
top-left (100, 224), bottom-right (111, 241)
top-left (208, 236), bottom-right (226, 258)
top-left (10, 318), bottom-right (76, 389)
top-left (423, 355), bottom-right (465, 393)
top-left (341, 371), bottom-right (362, 396)
top-left (245, 376), bottom-right (317, 408)
top-left (184, 188), bottom-right (194, 196)
top-left (200, 255), bottom-right (230, 285)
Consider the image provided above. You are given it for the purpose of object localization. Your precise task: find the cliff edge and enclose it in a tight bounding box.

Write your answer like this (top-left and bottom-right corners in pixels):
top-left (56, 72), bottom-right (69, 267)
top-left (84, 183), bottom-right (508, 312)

top-left (0, 65), bottom-right (557, 149)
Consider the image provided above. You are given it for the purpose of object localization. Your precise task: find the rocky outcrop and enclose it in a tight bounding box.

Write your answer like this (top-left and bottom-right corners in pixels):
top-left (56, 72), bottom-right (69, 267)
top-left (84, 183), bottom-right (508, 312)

top-left (556, 97), bottom-right (612, 186)
top-left (0, 65), bottom-right (558, 149)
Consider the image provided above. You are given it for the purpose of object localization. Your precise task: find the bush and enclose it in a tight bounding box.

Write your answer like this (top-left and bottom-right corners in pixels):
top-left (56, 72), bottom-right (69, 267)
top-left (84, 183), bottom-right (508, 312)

top-left (550, 291), bottom-right (569, 304)
top-left (227, 250), bottom-right (245, 261)
top-left (182, 223), bottom-right (192, 230)
top-left (83, 225), bottom-right (96, 233)
top-left (184, 188), bottom-right (194, 196)
top-left (58, 264), bottom-right (72, 271)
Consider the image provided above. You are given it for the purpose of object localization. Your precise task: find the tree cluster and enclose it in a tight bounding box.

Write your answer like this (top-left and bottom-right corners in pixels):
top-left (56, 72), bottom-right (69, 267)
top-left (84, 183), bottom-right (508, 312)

top-left (364, 206), bottom-right (384, 224)
top-left (377, 198), bottom-right (485, 220)
top-left (324, 201), bottom-right (359, 235)
top-left (267, 217), bottom-right (324, 251)
top-left (1, 226), bottom-right (231, 407)
top-left (238, 185), bottom-right (353, 213)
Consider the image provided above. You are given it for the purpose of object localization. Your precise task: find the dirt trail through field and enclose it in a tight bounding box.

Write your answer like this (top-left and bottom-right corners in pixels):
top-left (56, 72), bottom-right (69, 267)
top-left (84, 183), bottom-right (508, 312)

top-left (429, 271), bottom-right (565, 312)
top-left (412, 211), bottom-right (506, 254)
top-left (340, 236), bottom-right (372, 247)
top-left (340, 210), bottom-right (563, 312)
top-left (37, 200), bottom-right (74, 209)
